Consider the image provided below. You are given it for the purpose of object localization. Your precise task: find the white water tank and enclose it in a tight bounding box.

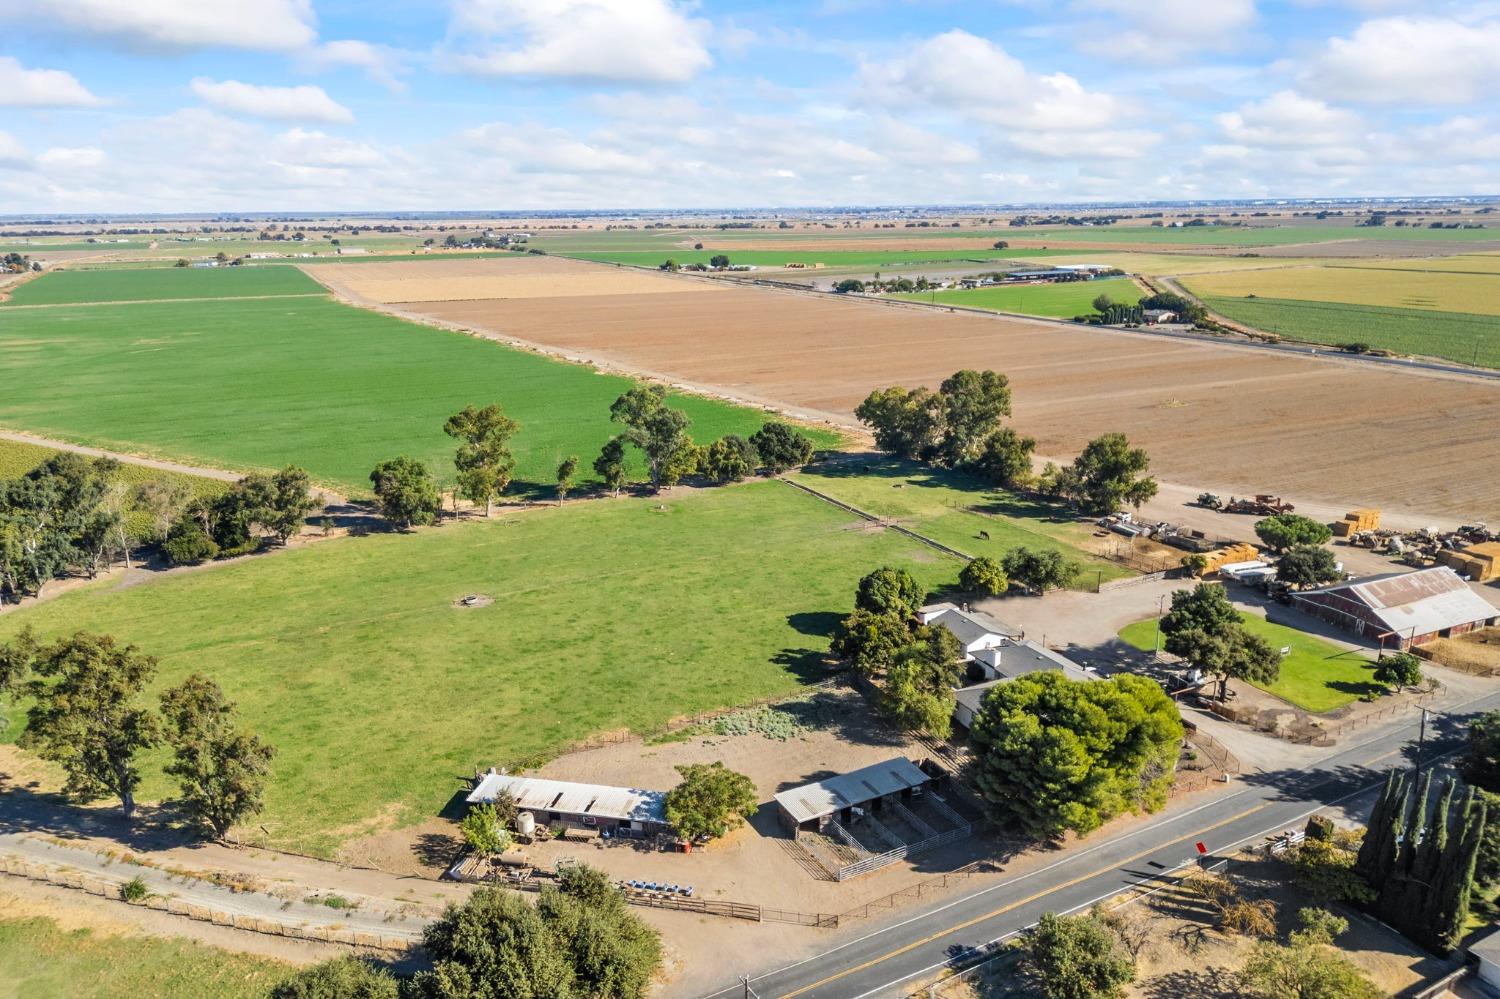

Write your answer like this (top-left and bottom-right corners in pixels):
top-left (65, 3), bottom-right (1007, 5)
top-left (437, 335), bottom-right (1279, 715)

top-left (515, 812), bottom-right (536, 838)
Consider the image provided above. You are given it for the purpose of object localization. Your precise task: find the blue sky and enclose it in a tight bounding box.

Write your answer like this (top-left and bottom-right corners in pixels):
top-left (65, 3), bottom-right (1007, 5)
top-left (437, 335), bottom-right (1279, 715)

top-left (2, 0), bottom-right (1498, 211)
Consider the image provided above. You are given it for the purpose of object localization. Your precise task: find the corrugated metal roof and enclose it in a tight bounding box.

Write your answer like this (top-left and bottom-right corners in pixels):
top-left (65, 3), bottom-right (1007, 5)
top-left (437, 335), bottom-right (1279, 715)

top-left (467, 772), bottom-right (667, 825)
top-left (773, 757), bottom-right (929, 825)
top-left (1301, 567), bottom-right (1499, 637)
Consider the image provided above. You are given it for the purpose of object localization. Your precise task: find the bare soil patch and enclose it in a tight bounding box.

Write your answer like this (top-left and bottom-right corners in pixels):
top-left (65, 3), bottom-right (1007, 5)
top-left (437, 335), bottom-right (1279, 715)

top-left (402, 285), bottom-right (1500, 519)
top-left (1420, 627), bottom-right (1500, 675)
top-left (306, 255), bottom-right (722, 303)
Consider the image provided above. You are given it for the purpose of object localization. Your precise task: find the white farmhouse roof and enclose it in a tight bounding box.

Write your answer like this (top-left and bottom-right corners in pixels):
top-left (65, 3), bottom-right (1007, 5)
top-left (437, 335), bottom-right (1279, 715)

top-left (1303, 567), bottom-right (1498, 636)
top-left (467, 771), bottom-right (666, 825)
top-left (774, 757), bottom-right (929, 825)
top-left (919, 604), bottom-right (1021, 646)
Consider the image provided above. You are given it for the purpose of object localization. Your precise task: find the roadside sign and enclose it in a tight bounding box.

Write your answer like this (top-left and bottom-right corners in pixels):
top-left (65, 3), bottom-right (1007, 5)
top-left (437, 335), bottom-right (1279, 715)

top-left (1195, 842), bottom-right (1207, 854)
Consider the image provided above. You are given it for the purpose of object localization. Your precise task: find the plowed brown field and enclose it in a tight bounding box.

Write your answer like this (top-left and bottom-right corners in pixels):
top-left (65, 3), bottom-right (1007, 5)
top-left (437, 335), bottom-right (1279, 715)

top-left (305, 255), bottom-right (720, 303)
top-left (324, 260), bottom-right (1500, 519)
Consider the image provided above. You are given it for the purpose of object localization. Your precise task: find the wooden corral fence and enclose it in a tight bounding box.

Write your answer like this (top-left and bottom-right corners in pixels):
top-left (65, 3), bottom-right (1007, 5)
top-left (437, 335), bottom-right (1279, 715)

top-left (1185, 728), bottom-right (1241, 775)
top-left (838, 860), bottom-right (999, 924)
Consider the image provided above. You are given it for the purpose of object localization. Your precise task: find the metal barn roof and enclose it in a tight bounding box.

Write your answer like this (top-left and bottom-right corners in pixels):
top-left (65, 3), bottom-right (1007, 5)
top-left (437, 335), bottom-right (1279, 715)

top-left (1300, 567), bottom-right (1499, 637)
top-left (467, 771), bottom-right (667, 825)
top-left (774, 757), bottom-right (930, 825)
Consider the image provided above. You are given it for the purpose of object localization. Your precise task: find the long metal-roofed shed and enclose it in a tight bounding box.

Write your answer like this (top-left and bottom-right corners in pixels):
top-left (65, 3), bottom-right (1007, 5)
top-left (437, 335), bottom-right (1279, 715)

top-left (774, 757), bottom-right (931, 834)
top-left (1290, 567), bottom-right (1499, 650)
top-left (467, 769), bottom-right (669, 837)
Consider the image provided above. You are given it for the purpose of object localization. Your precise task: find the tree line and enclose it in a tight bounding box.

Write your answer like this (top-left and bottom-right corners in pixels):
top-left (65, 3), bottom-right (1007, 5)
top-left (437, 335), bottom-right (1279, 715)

top-left (366, 391), bottom-right (818, 530)
top-left (271, 864), bottom-right (661, 999)
top-left (0, 628), bottom-right (272, 838)
top-left (0, 453), bottom-right (319, 598)
top-left (854, 369), bottom-right (1157, 516)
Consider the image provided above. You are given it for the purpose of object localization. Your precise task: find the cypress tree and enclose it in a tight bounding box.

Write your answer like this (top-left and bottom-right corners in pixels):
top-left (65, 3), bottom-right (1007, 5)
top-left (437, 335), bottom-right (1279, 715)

top-left (1380, 771), bottom-right (1431, 931)
top-left (1432, 792), bottom-right (1487, 953)
top-left (1375, 773), bottom-right (1409, 886)
top-left (1416, 777), bottom-right (1457, 932)
top-left (1357, 770), bottom-right (1400, 883)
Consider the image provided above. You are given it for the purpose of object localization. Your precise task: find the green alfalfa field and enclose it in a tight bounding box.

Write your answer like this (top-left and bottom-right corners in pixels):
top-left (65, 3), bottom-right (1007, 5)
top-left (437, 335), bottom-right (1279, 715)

top-left (0, 275), bottom-right (841, 494)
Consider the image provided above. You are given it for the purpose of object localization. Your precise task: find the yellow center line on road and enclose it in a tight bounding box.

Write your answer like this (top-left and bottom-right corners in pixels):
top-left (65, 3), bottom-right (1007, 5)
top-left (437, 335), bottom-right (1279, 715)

top-left (778, 802), bottom-right (1268, 999)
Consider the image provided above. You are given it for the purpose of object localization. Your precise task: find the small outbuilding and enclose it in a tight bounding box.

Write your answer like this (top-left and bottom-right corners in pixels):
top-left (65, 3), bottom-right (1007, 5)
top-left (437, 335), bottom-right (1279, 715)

top-left (1291, 567), bottom-right (1500, 650)
top-left (467, 769), bottom-right (669, 837)
top-left (1471, 925), bottom-right (1500, 991)
top-left (1142, 309), bottom-right (1177, 324)
top-left (774, 757), bottom-right (931, 833)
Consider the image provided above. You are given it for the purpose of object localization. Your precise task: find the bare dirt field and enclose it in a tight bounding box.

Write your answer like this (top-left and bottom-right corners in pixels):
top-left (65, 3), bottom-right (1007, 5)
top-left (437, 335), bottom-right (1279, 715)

top-left (306, 255), bottom-right (722, 303)
top-left (387, 279), bottom-right (1500, 520)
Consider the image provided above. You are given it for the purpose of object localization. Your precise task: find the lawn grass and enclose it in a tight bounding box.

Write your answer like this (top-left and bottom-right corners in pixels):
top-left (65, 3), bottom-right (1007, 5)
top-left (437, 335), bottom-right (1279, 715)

top-left (2, 266), bottom-right (324, 306)
top-left (1119, 612), bottom-right (1381, 712)
top-left (889, 277), bottom-right (1145, 319)
top-left (0, 915), bottom-right (291, 998)
top-left (791, 457), bottom-right (1132, 586)
top-left (1197, 295), bottom-right (1500, 368)
top-left (1184, 265), bottom-right (1500, 317)
top-left (0, 480), bottom-right (960, 855)
top-left (0, 295), bottom-right (839, 495)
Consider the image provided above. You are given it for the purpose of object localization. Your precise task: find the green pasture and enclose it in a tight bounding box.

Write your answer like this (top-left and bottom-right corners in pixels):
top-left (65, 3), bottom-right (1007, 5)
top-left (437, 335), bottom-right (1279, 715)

top-left (1200, 295), bottom-right (1500, 368)
top-left (0, 916), bottom-right (291, 999)
top-left (791, 457), bottom-right (1131, 586)
top-left (0, 294), bottom-right (838, 495)
top-left (982, 224), bottom-right (1499, 247)
top-left (563, 248), bottom-right (1069, 269)
top-left (0, 480), bottom-right (959, 855)
top-left (1119, 612), bottom-right (1381, 713)
top-left (890, 277), bottom-right (1145, 319)
top-left (2, 265), bottom-right (323, 306)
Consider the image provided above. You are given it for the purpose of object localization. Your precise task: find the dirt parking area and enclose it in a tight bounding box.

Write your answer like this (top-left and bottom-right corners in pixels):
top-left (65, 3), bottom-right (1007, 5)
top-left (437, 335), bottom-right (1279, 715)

top-left (395, 277), bottom-right (1500, 520)
top-left (306, 255), bottom-right (724, 303)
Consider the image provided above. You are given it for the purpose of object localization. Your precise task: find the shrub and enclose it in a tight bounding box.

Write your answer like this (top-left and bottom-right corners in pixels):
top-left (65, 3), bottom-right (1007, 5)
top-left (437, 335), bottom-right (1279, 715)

top-left (121, 876), bottom-right (149, 902)
top-left (160, 522), bottom-right (218, 565)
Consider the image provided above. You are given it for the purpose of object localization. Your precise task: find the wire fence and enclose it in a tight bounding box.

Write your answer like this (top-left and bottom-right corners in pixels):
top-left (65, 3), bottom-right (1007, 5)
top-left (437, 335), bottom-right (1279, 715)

top-left (839, 859), bottom-right (1001, 924)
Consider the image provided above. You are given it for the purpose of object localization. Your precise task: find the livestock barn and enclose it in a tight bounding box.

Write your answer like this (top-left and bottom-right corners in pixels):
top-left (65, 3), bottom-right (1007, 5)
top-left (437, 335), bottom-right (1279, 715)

top-left (1291, 567), bottom-right (1500, 650)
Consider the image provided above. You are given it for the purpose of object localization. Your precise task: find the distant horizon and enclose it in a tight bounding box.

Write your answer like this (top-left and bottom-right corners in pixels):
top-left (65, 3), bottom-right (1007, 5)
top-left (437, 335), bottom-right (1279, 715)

top-left (4, 193), bottom-right (1500, 225)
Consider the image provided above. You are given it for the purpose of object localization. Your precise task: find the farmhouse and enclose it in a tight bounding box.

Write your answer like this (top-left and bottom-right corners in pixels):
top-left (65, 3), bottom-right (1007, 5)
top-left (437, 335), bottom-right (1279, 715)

top-left (467, 769), bottom-right (669, 837)
top-left (919, 602), bottom-right (1022, 675)
top-left (1142, 309), bottom-right (1178, 324)
top-left (1290, 567), bottom-right (1500, 650)
top-left (952, 642), bottom-right (1094, 729)
top-left (773, 757), bottom-right (931, 833)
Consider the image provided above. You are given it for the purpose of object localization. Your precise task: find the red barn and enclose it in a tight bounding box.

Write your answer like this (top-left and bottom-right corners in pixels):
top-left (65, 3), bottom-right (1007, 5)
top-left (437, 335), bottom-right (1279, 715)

top-left (1291, 567), bottom-right (1499, 650)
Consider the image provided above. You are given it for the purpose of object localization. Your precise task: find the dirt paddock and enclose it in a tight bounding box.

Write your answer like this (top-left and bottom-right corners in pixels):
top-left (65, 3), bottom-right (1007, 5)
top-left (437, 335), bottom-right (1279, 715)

top-left (343, 258), bottom-right (1500, 519)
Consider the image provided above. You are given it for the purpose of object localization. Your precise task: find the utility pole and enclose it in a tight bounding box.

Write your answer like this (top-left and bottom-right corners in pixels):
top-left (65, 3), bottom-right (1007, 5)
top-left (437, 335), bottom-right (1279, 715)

top-left (1153, 593), bottom-right (1167, 660)
top-left (1415, 706), bottom-right (1430, 774)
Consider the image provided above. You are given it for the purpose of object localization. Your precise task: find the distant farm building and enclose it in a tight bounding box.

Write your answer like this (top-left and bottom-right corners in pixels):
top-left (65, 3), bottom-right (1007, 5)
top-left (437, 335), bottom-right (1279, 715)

top-left (1142, 309), bottom-right (1178, 324)
top-left (467, 769), bottom-right (669, 838)
top-left (1291, 567), bottom-right (1500, 650)
top-left (773, 757), bottom-right (930, 834)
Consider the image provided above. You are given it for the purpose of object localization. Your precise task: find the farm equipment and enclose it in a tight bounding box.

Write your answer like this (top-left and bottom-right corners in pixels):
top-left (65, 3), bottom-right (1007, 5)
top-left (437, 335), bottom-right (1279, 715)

top-left (1221, 495), bottom-right (1295, 516)
top-left (1197, 493), bottom-right (1223, 510)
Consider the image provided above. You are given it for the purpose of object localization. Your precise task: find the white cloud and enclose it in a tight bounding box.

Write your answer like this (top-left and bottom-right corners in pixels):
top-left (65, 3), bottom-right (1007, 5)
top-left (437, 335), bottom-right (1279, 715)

top-left (302, 40), bottom-right (409, 93)
top-left (461, 121), bottom-right (657, 175)
top-left (15, 0), bottom-right (317, 51)
top-left (449, 0), bottom-right (712, 83)
top-left (0, 131), bottom-right (30, 169)
top-left (1079, 0), bottom-right (1256, 50)
top-left (191, 78), bottom-right (353, 124)
top-left (1217, 90), bottom-right (1363, 147)
top-left (862, 32), bottom-right (1125, 132)
top-left (0, 57), bottom-right (104, 108)
top-left (1303, 16), bottom-right (1500, 104)
top-left (37, 146), bottom-right (107, 170)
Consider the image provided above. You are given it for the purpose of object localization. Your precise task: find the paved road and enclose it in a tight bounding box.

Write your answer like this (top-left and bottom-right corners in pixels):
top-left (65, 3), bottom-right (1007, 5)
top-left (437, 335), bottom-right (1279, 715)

top-left (700, 689), bottom-right (1497, 999)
